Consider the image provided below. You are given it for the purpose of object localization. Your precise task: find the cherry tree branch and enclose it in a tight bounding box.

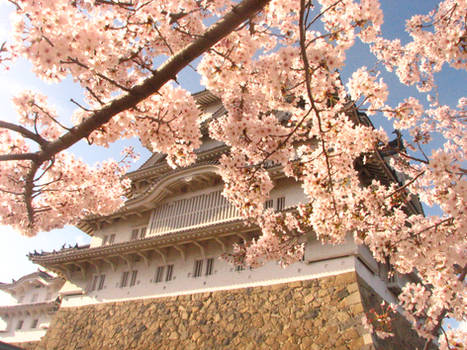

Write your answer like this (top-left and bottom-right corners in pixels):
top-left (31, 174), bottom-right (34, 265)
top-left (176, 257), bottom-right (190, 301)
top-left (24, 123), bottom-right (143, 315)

top-left (0, 0), bottom-right (271, 228)
top-left (0, 120), bottom-right (48, 146)
top-left (299, 0), bottom-right (338, 214)
top-left (422, 264), bottom-right (467, 350)
top-left (0, 153), bottom-right (39, 161)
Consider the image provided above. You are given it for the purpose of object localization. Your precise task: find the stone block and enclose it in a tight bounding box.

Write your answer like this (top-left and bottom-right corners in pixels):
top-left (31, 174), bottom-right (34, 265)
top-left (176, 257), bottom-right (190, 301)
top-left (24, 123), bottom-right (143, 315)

top-left (34, 273), bottom-right (429, 350)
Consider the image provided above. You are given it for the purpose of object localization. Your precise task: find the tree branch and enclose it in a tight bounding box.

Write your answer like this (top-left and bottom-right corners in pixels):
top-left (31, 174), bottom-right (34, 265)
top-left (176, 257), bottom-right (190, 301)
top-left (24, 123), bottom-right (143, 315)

top-left (0, 153), bottom-right (39, 161)
top-left (422, 264), bottom-right (466, 350)
top-left (4, 0), bottom-right (271, 228)
top-left (37, 0), bottom-right (270, 163)
top-left (0, 120), bottom-right (48, 146)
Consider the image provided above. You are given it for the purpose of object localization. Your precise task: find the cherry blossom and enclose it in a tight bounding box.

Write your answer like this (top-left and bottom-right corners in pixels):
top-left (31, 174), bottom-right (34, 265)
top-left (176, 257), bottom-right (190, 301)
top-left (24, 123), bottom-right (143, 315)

top-left (0, 0), bottom-right (465, 346)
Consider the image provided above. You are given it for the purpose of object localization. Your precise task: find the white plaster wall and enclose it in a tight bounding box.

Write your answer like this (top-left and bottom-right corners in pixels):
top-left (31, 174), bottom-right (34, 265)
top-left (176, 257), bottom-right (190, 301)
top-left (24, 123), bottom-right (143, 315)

top-left (14, 285), bottom-right (45, 304)
top-left (0, 312), bottom-right (49, 343)
top-left (91, 159), bottom-right (308, 248)
top-left (90, 212), bottom-right (151, 248)
top-left (10, 281), bottom-right (60, 305)
top-left (0, 279), bottom-right (61, 344)
top-left (69, 167), bottom-right (398, 309)
top-left (60, 235), bottom-right (360, 308)
top-left (271, 177), bottom-right (307, 208)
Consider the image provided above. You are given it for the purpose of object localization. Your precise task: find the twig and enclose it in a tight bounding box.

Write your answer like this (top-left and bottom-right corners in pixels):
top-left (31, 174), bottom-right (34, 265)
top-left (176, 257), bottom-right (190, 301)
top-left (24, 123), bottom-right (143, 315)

top-left (70, 98), bottom-right (92, 112)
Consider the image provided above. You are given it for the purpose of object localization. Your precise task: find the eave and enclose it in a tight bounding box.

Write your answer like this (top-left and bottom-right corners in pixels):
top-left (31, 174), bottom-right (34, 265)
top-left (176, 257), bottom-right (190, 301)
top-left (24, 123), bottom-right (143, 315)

top-left (0, 272), bottom-right (61, 295)
top-left (126, 144), bottom-right (228, 182)
top-left (30, 219), bottom-right (257, 279)
top-left (0, 300), bottom-right (59, 316)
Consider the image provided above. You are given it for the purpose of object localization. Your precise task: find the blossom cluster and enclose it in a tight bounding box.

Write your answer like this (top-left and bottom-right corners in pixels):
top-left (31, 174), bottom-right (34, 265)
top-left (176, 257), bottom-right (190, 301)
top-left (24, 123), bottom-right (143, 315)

top-left (0, 0), bottom-right (465, 346)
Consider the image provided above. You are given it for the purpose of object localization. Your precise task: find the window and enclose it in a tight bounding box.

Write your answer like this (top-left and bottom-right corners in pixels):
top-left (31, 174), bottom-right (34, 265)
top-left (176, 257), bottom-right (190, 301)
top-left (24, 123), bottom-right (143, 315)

top-left (16, 320), bottom-right (23, 330)
top-left (193, 260), bottom-right (203, 278)
top-left (31, 293), bottom-right (38, 303)
top-left (120, 271), bottom-right (129, 288)
top-left (154, 266), bottom-right (164, 283)
top-left (165, 264), bottom-right (174, 282)
top-left (102, 234), bottom-right (115, 245)
top-left (129, 270), bottom-right (138, 287)
top-left (131, 229), bottom-right (139, 241)
top-left (31, 319), bottom-right (38, 329)
top-left (45, 291), bottom-right (52, 301)
top-left (98, 274), bottom-right (106, 290)
top-left (193, 259), bottom-right (214, 278)
top-left (235, 265), bottom-right (245, 272)
top-left (130, 227), bottom-right (147, 241)
top-left (265, 199), bottom-right (274, 209)
top-left (205, 258), bottom-right (214, 276)
top-left (276, 197), bottom-right (285, 211)
top-left (90, 275), bottom-right (99, 291)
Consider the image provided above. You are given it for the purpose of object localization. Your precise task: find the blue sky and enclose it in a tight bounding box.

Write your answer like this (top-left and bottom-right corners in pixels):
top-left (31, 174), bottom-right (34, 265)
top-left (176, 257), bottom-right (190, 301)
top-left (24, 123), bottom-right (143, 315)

top-left (0, 0), bottom-right (465, 306)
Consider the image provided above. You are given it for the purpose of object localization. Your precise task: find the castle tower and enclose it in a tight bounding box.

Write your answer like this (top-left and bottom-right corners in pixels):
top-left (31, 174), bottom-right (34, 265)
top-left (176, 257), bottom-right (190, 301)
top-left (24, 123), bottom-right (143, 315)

top-left (26, 91), bottom-right (427, 349)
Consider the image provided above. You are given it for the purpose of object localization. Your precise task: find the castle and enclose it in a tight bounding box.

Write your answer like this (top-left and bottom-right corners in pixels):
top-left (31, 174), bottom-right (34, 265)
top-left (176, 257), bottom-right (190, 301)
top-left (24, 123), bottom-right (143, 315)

top-left (0, 271), bottom-right (63, 349)
top-left (1, 91), bottom-right (427, 349)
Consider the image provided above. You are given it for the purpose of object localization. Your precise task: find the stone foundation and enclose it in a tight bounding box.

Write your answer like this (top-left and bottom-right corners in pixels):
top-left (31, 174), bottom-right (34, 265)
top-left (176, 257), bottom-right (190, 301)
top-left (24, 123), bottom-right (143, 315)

top-left (36, 272), bottom-right (426, 349)
top-left (9, 341), bottom-right (40, 350)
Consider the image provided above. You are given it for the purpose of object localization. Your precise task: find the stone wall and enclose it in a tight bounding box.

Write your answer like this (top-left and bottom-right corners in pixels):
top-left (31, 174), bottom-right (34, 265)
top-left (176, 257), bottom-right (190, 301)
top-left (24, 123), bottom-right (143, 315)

top-left (36, 272), bottom-right (426, 350)
top-left (9, 341), bottom-right (40, 350)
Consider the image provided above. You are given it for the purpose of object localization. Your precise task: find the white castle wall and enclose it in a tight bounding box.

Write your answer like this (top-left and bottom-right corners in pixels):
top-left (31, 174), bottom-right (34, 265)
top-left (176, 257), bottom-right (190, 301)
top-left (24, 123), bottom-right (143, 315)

top-left (0, 314), bottom-right (51, 343)
top-left (60, 176), bottom-right (400, 309)
top-left (90, 178), bottom-right (307, 248)
top-left (61, 235), bottom-right (362, 308)
top-left (0, 278), bottom-right (62, 344)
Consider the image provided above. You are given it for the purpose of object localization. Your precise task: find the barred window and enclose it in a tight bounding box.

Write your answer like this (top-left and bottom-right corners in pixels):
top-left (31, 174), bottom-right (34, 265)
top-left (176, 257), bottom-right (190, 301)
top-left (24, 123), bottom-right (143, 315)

top-left (98, 274), bottom-right (106, 290)
top-left (90, 275), bottom-right (99, 291)
top-left (276, 197), bottom-right (285, 211)
top-left (193, 260), bottom-right (203, 278)
top-left (16, 320), bottom-right (23, 330)
top-left (265, 199), bottom-right (274, 209)
top-left (109, 234), bottom-right (115, 244)
top-left (165, 264), bottom-right (174, 282)
top-left (31, 319), bottom-right (38, 329)
top-left (120, 271), bottom-right (129, 288)
top-left (205, 258), bottom-right (214, 276)
top-left (129, 270), bottom-right (138, 287)
top-left (155, 266), bottom-right (164, 283)
top-left (130, 229), bottom-right (139, 240)
top-left (235, 265), bottom-right (245, 272)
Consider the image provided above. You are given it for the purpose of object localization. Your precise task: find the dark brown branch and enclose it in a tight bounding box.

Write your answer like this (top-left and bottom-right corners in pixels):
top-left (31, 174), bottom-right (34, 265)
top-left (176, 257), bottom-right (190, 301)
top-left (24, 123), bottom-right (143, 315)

top-left (24, 161), bottom-right (40, 226)
top-left (85, 87), bottom-right (105, 106)
top-left (32, 103), bottom-right (72, 131)
top-left (385, 170), bottom-right (425, 199)
top-left (0, 153), bottom-right (39, 161)
top-left (299, 0), bottom-right (338, 214)
top-left (0, 120), bottom-right (48, 146)
top-left (37, 0), bottom-right (270, 162)
top-left (70, 98), bottom-right (92, 112)
top-left (7, 0), bottom-right (272, 229)
top-left (34, 158), bottom-right (55, 183)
